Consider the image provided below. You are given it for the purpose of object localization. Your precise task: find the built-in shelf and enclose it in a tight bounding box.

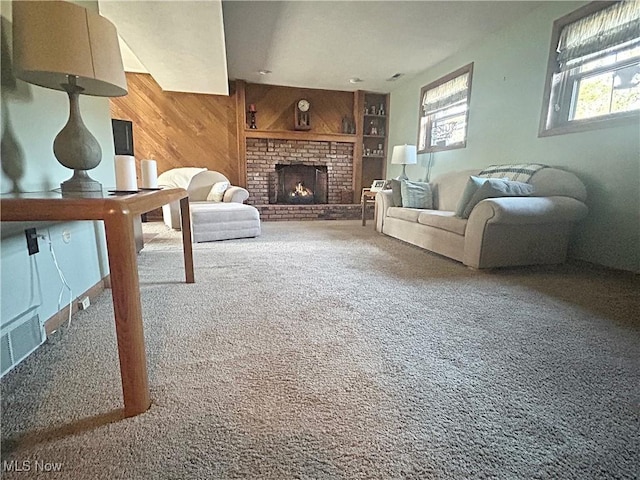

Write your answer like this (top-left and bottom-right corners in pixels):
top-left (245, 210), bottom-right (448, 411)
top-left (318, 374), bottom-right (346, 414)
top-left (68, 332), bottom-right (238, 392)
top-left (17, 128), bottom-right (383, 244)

top-left (364, 114), bottom-right (387, 118)
top-left (363, 155), bottom-right (385, 159)
top-left (363, 135), bottom-right (386, 139)
top-left (245, 129), bottom-right (357, 143)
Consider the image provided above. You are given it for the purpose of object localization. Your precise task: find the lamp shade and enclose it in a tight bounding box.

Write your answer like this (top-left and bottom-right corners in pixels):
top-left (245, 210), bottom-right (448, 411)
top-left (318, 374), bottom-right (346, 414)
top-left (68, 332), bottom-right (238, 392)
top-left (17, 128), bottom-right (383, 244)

top-left (12, 0), bottom-right (127, 97)
top-left (391, 145), bottom-right (417, 165)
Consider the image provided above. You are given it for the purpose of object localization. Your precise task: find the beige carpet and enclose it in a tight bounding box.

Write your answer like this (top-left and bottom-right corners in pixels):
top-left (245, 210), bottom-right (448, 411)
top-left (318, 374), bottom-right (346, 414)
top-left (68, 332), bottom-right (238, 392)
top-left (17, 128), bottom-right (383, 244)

top-left (1, 220), bottom-right (639, 479)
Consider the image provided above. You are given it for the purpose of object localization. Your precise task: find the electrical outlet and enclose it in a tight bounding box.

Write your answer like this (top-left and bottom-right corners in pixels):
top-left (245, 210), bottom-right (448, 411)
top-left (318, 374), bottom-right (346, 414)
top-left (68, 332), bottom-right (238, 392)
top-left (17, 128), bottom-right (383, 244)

top-left (78, 297), bottom-right (90, 310)
top-left (25, 228), bottom-right (39, 255)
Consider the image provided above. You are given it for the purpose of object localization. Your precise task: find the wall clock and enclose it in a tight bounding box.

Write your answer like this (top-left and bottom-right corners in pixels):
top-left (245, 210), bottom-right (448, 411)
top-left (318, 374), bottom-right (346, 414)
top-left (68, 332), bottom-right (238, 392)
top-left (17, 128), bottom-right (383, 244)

top-left (294, 99), bottom-right (311, 130)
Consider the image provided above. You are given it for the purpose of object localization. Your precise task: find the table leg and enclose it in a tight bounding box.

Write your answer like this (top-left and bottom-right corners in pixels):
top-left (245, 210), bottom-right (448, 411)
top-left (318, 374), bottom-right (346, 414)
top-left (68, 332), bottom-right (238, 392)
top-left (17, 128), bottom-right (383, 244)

top-left (104, 209), bottom-right (151, 417)
top-left (180, 197), bottom-right (195, 284)
top-left (361, 194), bottom-right (367, 226)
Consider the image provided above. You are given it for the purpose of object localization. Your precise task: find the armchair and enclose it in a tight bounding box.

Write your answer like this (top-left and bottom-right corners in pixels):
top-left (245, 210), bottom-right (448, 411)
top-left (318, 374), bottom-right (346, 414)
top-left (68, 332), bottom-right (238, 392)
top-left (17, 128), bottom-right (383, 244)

top-left (157, 168), bottom-right (260, 242)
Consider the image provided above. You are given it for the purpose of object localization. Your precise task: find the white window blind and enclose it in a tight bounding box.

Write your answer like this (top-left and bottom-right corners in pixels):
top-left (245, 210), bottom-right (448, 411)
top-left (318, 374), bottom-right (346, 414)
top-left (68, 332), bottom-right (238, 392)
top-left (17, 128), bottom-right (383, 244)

top-left (422, 72), bottom-right (470, 114)
top-left (557, 1), bottom-right (640, 71)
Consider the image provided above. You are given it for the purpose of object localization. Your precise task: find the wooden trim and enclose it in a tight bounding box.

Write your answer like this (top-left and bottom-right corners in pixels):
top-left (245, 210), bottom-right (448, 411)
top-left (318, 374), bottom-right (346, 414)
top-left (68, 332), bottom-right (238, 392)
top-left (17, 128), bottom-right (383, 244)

top-left (44, 275), bottom-right (110, 335)
top-left (245, 129), bottom-right (356, 143)
top-left (353, 90), bottom-right (365, 202)
top-left (235, 80), bottom-right (248, 187)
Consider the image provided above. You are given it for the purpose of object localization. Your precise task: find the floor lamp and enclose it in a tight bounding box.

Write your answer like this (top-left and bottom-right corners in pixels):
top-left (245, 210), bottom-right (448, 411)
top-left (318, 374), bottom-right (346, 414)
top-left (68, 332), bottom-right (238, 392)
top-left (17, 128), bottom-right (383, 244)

top-left (12, 1), bottom-right (128, 195)
top-left (391, 145), bottom-right (417, 181)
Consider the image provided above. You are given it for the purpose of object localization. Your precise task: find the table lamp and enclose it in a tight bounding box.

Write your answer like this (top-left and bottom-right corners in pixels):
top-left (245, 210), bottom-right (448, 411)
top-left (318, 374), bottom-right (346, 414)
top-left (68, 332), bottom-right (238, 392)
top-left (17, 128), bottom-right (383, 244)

top-left (12, 1), bottom-right (128, 194)
top-left (391, 145), bottom-right (417, 181)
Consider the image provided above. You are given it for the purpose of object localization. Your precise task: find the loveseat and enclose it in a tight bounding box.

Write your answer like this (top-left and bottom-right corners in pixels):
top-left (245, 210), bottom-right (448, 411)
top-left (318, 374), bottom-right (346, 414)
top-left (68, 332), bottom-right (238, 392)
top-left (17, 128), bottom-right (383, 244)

top-left (157, 168), bottom-right (260, 242)
top-left (375, 166), bottom-right (588, 269)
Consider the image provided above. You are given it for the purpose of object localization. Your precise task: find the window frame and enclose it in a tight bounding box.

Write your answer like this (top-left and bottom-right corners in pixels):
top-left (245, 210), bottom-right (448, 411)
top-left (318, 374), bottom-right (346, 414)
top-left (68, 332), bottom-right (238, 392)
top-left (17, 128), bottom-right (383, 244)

top-left (417, 63), bottom-right (473, 154)
top-left (539, 1), bottom-right (640, 137)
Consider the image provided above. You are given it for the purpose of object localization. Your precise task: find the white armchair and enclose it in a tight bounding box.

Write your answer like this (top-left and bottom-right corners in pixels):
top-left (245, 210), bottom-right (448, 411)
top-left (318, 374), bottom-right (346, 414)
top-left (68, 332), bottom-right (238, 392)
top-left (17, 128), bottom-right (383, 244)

top-left (157, 168), bottom-right (250, 229)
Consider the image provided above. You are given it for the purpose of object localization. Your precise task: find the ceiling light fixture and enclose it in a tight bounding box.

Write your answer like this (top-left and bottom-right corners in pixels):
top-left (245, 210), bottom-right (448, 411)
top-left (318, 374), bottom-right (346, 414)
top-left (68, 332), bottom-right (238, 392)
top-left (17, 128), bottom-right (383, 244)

top-left (258, 69), bottom-right (271, 75)
top-left (349, 77), bottom-right (363, 84)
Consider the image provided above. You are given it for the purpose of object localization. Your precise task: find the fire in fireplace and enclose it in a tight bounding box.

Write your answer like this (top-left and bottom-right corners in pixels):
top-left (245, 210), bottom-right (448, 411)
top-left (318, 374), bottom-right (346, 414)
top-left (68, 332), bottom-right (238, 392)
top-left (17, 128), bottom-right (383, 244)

top-left (273, 164), bottom-right (328, 205)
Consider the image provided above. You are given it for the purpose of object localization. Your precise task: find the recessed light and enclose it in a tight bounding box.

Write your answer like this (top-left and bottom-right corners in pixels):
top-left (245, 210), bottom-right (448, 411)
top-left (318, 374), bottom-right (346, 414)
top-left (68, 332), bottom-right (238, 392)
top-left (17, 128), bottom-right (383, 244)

top-left (258, 69), bottom-right (271, 75)
top-left (386, 73), bottom-right (403, 81)
top-left (349, 77), bottom-right (363, 84)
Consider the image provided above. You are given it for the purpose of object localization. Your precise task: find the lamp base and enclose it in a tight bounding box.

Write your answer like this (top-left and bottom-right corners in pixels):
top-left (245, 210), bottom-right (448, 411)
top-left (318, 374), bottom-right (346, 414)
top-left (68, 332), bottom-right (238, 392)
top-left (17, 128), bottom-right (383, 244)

top-left (61, 170), bottom-right (102, 195)
top-left (395, 164), bottom-right (409, 181)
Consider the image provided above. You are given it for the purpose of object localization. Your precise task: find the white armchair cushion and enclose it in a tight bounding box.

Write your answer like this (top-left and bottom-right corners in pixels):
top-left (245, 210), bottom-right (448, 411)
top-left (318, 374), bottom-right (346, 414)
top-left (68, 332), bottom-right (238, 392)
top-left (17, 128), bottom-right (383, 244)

top-left (206, 181), bottom-right (230, 202)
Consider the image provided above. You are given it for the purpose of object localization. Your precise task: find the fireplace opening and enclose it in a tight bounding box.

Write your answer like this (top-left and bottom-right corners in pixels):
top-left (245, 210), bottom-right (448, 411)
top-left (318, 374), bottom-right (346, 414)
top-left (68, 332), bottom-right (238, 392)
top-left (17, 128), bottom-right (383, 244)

top-left (273, 164), bottom-right (328, 204)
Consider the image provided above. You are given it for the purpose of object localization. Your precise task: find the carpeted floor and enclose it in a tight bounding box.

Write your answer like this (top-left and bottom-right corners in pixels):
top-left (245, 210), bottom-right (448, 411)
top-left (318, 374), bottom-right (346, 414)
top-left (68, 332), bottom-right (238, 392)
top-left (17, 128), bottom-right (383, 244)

top-left (1, 220), bottom-right (639, 479)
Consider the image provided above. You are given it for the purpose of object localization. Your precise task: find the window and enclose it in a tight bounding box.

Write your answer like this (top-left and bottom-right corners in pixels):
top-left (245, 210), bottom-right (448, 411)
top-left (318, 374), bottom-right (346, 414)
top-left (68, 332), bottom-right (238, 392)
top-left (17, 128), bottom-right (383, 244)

top-left (540, 1), bottom-right (640, 136)
top-left (418, 63), bottom-right (473, 153)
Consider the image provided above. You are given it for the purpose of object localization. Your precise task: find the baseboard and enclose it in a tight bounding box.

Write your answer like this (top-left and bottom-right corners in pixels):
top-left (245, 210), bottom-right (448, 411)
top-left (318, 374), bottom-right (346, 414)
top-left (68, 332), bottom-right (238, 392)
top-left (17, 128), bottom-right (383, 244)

top-left (44, 275), bottom-right (111, 336)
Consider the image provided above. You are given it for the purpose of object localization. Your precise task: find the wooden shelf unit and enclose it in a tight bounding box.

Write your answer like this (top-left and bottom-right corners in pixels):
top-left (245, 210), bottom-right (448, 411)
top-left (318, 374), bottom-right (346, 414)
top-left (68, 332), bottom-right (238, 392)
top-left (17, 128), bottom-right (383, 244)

top-left (353, 91), bottom-right (389, 201)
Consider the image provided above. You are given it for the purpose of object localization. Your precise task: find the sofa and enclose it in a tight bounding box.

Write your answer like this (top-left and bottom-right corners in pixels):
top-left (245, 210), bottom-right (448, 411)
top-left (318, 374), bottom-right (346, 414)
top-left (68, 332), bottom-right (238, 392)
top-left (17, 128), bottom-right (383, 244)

top-left (375, 166), bottom-right (588, 269)
top-left (157, 168), bottom-right (261, 242)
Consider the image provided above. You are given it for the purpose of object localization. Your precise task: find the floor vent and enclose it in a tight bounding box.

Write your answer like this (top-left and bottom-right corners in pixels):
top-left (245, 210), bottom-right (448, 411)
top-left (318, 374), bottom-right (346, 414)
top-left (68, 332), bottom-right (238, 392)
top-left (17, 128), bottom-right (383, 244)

top-left (1, 307), bottom-right (45, 377)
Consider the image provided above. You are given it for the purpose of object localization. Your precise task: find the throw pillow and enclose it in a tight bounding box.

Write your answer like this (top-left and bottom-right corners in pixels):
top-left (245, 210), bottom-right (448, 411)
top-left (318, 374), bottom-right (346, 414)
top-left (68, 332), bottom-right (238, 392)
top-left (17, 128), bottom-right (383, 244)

top-left (461, 178), bottom-right (534, 219)
top-left (390, 179), bottom-right (403, 207)
top-left (454, 176), bottom-right (485, 217)
top-left (400, 180), bottom-right (433, 209)
top-left (206, 181), bottom-right (230, 202)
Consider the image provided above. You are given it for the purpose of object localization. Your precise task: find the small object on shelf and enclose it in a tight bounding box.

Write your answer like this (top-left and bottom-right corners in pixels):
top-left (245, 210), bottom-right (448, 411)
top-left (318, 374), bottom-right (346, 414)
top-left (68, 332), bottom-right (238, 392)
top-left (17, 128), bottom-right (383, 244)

top-left (248, 109), bottom-right (257, 129)
top-left (341, 116), bottom-right (355, 134)
top-left (379, 103), bottom-right (385, 116)
top-left (248, 104), bottom-right (256, 112)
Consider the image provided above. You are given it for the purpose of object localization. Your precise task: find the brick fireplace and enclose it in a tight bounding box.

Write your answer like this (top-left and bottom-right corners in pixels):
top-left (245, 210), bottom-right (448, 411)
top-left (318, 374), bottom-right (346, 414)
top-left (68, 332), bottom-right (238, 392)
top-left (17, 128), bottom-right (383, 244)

top-left (246, 138), bottom-right (365, 220)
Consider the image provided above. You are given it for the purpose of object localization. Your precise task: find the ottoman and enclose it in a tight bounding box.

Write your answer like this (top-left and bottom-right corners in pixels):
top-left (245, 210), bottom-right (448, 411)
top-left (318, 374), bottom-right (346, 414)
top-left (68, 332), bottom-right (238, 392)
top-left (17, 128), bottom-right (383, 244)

top-left (189, 202), bottom-right (261, 242)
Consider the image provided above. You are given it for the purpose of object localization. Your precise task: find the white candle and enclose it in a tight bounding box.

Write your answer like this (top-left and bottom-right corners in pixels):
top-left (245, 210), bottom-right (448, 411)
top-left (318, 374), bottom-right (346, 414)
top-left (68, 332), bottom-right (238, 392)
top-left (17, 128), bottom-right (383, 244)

top-left (141, 159), bottom-right (158, 188)
top-left (114, 155), bottom-right (137, 191)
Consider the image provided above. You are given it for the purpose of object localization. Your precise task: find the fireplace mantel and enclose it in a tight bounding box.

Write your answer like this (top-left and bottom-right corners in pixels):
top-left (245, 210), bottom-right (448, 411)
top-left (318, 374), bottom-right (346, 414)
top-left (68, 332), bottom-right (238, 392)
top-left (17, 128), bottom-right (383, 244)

top-left (245, 129), bottom-right (356, 144)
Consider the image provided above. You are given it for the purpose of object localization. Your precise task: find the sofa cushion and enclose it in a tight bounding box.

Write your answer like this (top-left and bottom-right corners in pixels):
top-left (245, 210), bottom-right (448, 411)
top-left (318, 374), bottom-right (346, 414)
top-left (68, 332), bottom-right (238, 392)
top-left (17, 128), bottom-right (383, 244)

top-left (401, 180), bottom-right (433, 209)
top-left (462, 178), bottom-right (534, 218)
top-left (454, 176), bottom-right (485, 217)
top-left (417, 210), bottom-right (467, 236)
top-left (386, 207), bottom-right (421, 222)
top-left (390, 179), bottom-right (403, 207)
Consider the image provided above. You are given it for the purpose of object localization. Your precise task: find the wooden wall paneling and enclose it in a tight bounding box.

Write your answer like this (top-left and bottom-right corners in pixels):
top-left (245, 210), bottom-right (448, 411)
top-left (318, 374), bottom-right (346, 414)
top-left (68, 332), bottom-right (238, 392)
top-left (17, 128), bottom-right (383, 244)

top-left (109, 73), bottom-right (240, 184)
top-left (245, 83), bottom-right (353, 134)
top-left (234, 80), bottom-right (247, 187)
top-left (352, 90), bottom-right (364, 203)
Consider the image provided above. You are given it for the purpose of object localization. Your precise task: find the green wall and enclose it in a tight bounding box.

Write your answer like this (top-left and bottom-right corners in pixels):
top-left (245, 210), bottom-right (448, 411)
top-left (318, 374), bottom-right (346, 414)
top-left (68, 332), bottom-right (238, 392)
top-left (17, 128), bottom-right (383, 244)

top-left (1, 1), bottom-right (114, 332)
top-left (387, 2), bottom-right (639, 273)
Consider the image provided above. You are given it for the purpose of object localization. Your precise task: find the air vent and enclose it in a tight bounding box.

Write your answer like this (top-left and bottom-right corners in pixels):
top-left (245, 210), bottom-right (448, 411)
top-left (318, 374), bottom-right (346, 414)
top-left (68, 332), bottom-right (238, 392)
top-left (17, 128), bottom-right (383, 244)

top-left (386, 73), bottom-right (404, 81)
top-left (1, 307), bottom-right (45, 377)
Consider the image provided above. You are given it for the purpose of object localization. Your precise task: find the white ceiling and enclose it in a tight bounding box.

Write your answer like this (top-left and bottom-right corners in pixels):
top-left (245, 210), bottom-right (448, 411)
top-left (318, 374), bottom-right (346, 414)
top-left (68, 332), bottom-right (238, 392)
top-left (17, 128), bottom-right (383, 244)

top-left (100, 0), bottom-right (545, 96)
top-left (99, 0), bottom-right (229, 95)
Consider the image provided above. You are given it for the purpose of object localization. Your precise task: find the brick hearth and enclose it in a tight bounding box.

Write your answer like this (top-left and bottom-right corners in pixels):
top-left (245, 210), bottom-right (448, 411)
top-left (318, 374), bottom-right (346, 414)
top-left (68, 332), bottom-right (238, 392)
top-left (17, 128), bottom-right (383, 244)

top-left (255, 204), bottom-right (374, 221)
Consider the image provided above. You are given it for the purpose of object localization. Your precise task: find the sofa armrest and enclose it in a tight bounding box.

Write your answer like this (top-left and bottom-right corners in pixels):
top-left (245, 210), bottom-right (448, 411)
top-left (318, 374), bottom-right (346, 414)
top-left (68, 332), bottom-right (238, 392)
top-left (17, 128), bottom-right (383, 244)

top-left (468, 196), bottom-right (588, 226)
top-left (375, 189), bottom-right (393, 232)
top-left (464, 196), bottom-right (588, 268)
top-left (223, 186), bottom-right (249, 203)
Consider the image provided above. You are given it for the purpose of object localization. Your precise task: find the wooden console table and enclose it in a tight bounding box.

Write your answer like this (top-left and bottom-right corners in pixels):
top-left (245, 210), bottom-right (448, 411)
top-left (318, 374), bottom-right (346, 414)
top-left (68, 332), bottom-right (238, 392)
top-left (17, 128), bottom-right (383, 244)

top-left (0, 189), bottom-right (194, 417)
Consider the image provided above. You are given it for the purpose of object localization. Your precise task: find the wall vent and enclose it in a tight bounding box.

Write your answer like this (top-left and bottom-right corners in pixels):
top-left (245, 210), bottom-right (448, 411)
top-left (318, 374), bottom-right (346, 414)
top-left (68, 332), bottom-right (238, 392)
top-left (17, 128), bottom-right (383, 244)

top-left (0, 307), bottom-right (45, 377)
